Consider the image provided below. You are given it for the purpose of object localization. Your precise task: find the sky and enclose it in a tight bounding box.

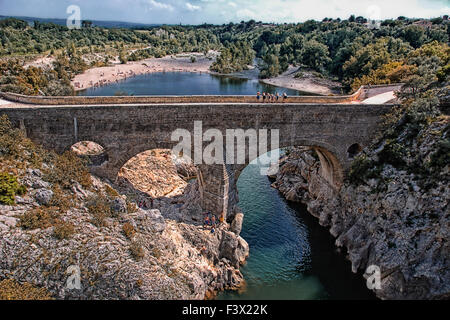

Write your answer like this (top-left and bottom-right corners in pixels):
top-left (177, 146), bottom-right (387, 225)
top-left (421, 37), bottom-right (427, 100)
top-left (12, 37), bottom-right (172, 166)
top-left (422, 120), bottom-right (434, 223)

top-left (0, 0), bottom-right (449, 25)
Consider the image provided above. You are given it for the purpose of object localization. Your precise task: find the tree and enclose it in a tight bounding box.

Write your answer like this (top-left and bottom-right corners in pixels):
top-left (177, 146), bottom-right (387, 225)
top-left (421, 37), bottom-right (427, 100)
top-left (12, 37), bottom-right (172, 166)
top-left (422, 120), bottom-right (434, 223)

top-left (82, 21), bottom-right (93, 28)
top-left (402, 25), bottom-right (426, 48)
top-left (119, 51), bottom-right (127, 64)
top-left (259, 54), bottom-right (281, 79)
top-left (301, 40), bottom-right (331, 71)
top-left (355, 16), bottom-right (367, 24)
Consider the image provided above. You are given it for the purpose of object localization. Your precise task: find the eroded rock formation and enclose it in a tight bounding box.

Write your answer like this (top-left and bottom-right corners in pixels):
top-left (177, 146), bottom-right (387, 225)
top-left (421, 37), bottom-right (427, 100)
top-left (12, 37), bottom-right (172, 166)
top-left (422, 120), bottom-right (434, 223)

top-left (0, 149), bottom-right (249, 300)
top-left (270, 117), bottom-right (449, 300)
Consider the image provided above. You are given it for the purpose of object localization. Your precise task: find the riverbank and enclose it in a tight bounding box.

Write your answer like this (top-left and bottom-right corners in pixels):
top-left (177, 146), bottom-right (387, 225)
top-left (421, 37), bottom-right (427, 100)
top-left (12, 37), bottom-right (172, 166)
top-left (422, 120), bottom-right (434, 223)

top-left (71, 55), bottom-right (341, 96)
top-left (270, 123), bottom-right (450, 300)
top-left (71, 53), bottom-right (215, 92)
top-left (261, 66), bottom-right (342, 96)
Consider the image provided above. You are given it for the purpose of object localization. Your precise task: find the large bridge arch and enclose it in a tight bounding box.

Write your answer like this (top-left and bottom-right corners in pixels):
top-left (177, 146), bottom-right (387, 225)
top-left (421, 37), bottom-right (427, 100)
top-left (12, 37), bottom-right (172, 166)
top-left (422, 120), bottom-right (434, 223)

top-left (197, 138), bottom-right (345, 222)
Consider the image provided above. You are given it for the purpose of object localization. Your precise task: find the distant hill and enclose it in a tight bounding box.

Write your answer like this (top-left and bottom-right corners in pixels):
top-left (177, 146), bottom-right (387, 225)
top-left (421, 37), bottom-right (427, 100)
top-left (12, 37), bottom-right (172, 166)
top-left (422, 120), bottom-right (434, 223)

top-left (0, 15), bottom-right (160, 29)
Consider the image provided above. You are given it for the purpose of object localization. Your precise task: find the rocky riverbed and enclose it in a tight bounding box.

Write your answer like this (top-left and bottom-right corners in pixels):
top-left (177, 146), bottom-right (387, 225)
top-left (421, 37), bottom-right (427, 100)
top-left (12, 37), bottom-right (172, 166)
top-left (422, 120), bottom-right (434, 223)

top-left (0, 148), bottom-right (248, 299)
top-left (270, 116), bottom-right (449, 299)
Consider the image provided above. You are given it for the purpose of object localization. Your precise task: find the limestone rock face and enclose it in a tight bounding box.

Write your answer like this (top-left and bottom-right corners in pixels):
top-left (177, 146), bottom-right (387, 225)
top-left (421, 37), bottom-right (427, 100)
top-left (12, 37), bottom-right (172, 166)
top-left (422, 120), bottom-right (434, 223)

top-left (1, 149), bottom-right (248, 300)
top-left (219, 230), bottom-right (249, 268)
top-left (173, 154), bottom-right (198, 179)
top-left (272, 128), bottom-right (449, 300)
top-left (230, 213), bottom-right (244, 236)
top-left (117, 149), bottom-right (190, 198)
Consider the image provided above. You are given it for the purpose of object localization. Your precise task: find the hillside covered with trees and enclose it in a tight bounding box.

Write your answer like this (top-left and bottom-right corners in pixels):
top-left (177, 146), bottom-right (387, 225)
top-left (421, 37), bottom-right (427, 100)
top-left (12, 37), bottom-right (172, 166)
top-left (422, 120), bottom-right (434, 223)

top-left (0, 16), bottom-right (448, 95)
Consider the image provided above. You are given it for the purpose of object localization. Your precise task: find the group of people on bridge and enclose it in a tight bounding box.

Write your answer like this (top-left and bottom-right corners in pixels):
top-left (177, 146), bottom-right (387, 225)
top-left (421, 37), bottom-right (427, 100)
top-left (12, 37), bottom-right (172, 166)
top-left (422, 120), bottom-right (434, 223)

top-left (257, 92), bottom-right (288, 103)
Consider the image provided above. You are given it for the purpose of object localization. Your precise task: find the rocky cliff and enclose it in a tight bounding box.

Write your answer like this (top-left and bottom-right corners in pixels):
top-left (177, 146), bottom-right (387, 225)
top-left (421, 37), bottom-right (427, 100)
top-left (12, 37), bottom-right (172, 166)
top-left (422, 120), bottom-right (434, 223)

top-left (0, 119), bottom-right (248, 300)
top-left (270, 115), bottom-right (449, 299)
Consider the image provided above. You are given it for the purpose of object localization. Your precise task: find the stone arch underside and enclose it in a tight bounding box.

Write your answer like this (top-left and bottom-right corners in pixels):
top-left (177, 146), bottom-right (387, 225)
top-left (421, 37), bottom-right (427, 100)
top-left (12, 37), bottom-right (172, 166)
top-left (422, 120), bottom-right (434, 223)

top-left (196, 138), bottom-right (346, 220)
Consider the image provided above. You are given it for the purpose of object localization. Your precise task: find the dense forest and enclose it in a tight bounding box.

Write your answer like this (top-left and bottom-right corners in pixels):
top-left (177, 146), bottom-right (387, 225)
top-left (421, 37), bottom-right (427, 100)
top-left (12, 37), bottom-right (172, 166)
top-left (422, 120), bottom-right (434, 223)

top-left (0, 16), bottom-right (449, 95)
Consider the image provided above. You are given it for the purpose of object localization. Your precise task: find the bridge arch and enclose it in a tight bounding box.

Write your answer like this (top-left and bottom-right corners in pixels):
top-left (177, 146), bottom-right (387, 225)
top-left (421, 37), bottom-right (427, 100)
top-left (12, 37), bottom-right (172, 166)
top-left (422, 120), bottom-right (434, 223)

top-left (197, 139), bottom-right (345, 221)
top-left (70, 141), bottom-right (109, 166)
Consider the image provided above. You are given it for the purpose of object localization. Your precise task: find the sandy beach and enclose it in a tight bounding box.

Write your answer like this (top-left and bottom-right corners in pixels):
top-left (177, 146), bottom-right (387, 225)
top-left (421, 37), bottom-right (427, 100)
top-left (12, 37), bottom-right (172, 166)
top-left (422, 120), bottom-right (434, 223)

top-left (71, 53), bottom-right (214, 91)
top-left (261, 66), bottom-right (342, 95)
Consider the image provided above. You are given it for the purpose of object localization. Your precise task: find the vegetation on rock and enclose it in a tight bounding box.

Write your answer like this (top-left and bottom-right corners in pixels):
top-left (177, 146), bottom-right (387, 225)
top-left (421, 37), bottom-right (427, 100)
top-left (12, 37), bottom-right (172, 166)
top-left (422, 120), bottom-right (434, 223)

top-left (0, 279), bottom-right (53, 300)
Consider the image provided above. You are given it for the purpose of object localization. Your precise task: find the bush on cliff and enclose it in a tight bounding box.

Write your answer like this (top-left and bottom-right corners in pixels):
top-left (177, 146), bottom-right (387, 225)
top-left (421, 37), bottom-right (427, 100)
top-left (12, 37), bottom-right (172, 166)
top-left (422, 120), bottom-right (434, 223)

top-left (378, 140), bottom-right (408, 168)
top-left (44, 151), bottom-right (92, 190)
top-left (0, 172), bottom-right (27, 205)
top-left (18, 207), bottom-right (59, 230)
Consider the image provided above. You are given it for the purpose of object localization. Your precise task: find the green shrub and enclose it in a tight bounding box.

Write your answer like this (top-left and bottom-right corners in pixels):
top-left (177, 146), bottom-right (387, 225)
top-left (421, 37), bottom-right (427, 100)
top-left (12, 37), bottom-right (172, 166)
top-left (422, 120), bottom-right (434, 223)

top-left (104, 185), bottom-right (120, 197)
top-left (348, 154), bottom-right (374, 184)
top-left (0, 115), bottom-right (25, 158)
top-left (378, 140), bottom-right (407, 168)
top-left (0, 279), bottom-right (53, 300)
top-left (122, 222), bottom-right (136, 240)
top-left (429, 138), bottom-right (450, 170)
top-left (49, 185), bottom-right (74, 212)
top-left (45, 151), bottom-right (92, 189)
top-left (87, 195), bottom-right (111, 227)
top-left (436, 64), bottom-right (450, 82)
top-left (0, 172), bottom-right (27, 205)
top-left (126, 200), bottom-right (138, 213)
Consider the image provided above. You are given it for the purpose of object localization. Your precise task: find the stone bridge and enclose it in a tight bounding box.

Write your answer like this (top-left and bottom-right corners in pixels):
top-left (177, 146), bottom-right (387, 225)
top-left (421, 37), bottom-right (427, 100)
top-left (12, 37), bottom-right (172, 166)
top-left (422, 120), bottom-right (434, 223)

top-left (0, 84), bottom-right (400, 220)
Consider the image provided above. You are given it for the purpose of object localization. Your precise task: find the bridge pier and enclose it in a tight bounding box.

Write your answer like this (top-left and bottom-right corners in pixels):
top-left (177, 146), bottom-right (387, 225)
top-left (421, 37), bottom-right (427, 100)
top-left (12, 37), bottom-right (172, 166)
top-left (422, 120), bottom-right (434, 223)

top-left (197, 164), bottom-right (239, 221)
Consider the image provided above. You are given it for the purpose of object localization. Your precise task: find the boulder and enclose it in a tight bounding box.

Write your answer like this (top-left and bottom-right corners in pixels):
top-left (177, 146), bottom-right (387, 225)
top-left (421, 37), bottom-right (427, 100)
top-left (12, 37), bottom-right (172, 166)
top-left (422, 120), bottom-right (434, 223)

top-left (133, 209), bottom-right (166, 233)
top-left (110, 197), bottom-right (127, 214)
top-left (230, 213), bottom-right (244, 236)
top-left (34, 189), bottom-right (53, 206)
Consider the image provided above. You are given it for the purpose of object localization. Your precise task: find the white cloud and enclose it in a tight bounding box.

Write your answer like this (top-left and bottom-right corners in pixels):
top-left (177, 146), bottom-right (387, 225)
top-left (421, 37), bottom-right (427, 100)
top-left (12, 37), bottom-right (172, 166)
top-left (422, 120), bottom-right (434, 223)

top-left (186, 2), bottom-right (202, 11)
top-left (236, 8), bottom-right (256, 20)
top-left (228, 2), bottom-right (237, 8)
top-left (145, 0), bottom-right (174, 11)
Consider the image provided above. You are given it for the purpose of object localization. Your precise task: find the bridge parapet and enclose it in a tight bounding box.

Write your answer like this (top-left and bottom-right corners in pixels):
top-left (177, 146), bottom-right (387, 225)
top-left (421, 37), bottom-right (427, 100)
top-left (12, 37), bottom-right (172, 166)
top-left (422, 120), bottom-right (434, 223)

top-left (0, 86), bottom-right (370, 105)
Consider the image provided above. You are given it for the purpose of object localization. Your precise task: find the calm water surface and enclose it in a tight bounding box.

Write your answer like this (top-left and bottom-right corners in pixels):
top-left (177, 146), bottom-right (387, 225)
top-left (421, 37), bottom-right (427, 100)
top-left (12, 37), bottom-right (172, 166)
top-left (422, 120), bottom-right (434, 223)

top-left (218, 156), bottom-right (376, 300)
top-left (78, 72), bottom-right (308, 96)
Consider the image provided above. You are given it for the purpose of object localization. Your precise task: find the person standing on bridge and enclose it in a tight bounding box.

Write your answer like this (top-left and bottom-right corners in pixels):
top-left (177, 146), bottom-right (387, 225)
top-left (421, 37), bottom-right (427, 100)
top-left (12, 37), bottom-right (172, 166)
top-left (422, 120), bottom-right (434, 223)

top-left (257, 92), bottom-right (261, 102)
top-left (283, 93), bottom-right (288, 102)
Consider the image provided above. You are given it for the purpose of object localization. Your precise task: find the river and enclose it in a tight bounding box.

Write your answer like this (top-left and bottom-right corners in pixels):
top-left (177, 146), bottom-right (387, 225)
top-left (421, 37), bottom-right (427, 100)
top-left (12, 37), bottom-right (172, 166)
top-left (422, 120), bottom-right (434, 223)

top-left (77, 72), bottom-right (308, 96)
top-left (218, 155), bottom-right (376, 300)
